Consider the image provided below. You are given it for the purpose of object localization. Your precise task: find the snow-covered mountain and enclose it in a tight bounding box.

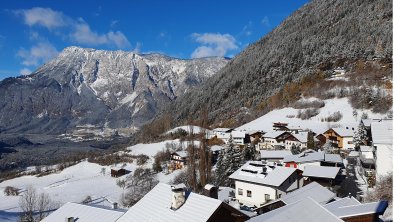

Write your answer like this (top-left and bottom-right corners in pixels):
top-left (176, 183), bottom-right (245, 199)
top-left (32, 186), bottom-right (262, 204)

top-left (0, 47), bottom-right (228, 135)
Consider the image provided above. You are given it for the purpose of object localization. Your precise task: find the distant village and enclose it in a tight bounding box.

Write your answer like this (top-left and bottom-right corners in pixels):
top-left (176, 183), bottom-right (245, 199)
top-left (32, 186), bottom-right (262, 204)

top-left (39, 118), bottom-right (392, 222)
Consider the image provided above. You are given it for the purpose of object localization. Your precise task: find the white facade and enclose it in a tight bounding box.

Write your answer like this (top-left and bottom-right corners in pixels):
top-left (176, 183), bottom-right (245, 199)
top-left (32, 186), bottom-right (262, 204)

top-left (235, 181), bottom-right (277, 207)
top-left (375, 144), bottom-right (393, 177)
top-left (342, 136), bottom-right (355, 150)
top-left (259, 138), bottom-right (284, 150)
top-left (284, 140), bottom-right (306, 150)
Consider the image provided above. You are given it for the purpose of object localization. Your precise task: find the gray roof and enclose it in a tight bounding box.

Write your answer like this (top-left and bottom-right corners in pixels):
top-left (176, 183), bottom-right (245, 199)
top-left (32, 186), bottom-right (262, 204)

top-left (371, 121), bottom-right (393, 144)
top-left (324, 197), bottom-right (388, 218)
top-left (303, 165), bottom-right (340, 179)
top-left (283, 152), bottom-right (342, 164)
top-left (248, 197), bottom-right (343, 222)
top-left (281, 182), bottom-right (336, 205)
top-left (41, 202), bottom-right (124, 222)
top-left (229, 161), bottom-right (297, 187)
top-left (117, 183), bottom-right (223, 222)
top-left (260, 150), bottom-right (292, 159)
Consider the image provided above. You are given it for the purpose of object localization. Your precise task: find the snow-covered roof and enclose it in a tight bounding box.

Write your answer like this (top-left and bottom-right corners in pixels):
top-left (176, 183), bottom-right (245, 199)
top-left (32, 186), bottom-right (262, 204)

top-left (280, 182), bottom-right (335, 205)
top-left (213, 128), bottom-right (232, 133)
top-left (330, 128), bottom-right (355, 137)
top-left (262, 131), bottom-right (284, 139)
top-left (210, 145), bottom-right (225, 152)
top-left (229, 161), bottom-right (297, 187)
top-left (283, 152), bottom-right (342, 164)
top-left (283, 151), bottom-right (324, 163)
top-left (260, 150), bottom-right (292, 159)
top-left (324, 154), bottom-right (343, 164)
top-left (41, 202), bottom-right (124, 222)
top-left (324, 197), bottom-right (360, 212)
top-left (359, 146), bottom-right (374, 152)
top-left (292, 132), bottom-right (308, 143)
top-left (324, 198), bottom-right (388, 218)
top-left (218, 187), bottom-right (235, 202)
top-left (371, 121), bottom-right (393, 144)
top-left (248, 197), bottom-right (343, 222)
top-left (173, 151), bottom-right (188, 158)
top-left (303, 165), bottom-right (340, 179)
top-left (111, 167), bottom-right (123, 171)
top-left (117, 183), bottom-right (223, 222)
top-left (231, 130), bottom-right (246, 138)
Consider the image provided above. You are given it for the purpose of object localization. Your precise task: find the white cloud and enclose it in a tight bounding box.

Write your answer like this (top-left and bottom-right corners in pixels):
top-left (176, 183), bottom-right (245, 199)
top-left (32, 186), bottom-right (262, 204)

top-left (190, 33), bottom-right (238, 58)
top-left (14, 7), bottom-right (132, 49)
top-left (261, 16), bottom-right (271, 27)
top-left (71, 22), bottom-right (131, 48)
top-left (20, 68), bottom-right (32, 76)
top-left (14, 7), bottom-right (68, 29)
top-left (17, 42), bottom-right (58, 66)
top-left (241, 21), bottom-right (253, 36)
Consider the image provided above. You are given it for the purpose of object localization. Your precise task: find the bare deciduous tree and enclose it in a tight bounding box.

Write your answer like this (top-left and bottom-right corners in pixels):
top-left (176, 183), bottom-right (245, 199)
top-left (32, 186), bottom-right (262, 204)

top-left (121, 167), bottom-right (158, 207)
top-left (19, 185), bottom-right (54, 222)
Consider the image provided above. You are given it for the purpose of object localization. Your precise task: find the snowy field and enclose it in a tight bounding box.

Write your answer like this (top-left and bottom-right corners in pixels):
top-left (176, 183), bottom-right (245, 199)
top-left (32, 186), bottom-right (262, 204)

top-left (0, 139), bottom-right (187, 222)
top-left (237, 98), bottom-right (388, 133)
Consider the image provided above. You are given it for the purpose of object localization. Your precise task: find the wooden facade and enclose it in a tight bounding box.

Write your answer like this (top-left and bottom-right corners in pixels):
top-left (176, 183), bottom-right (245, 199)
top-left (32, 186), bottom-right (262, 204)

top-left (111, 168), bottom-right (126, 178)
top-left (324, 129), bottom-right (343, 148)
top-left (342, 214), bottom-right (379, 222)
top-left (207, 202), bottom-right (250, 222)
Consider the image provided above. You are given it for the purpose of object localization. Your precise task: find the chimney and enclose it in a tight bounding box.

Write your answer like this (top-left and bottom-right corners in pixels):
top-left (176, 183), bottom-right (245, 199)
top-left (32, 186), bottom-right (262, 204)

top-left (112, 202), bottom-right (118, 209)
top-left (65, 217), bottom-right (74, 222)
top-left (171, 184), bottom-right (186, 210)
top-left (203, 184), bottom-right (218, 199)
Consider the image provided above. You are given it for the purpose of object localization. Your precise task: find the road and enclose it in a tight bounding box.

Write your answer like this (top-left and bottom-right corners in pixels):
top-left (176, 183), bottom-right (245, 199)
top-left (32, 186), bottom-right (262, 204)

top-left (336, 156), bottom-right (362, 198)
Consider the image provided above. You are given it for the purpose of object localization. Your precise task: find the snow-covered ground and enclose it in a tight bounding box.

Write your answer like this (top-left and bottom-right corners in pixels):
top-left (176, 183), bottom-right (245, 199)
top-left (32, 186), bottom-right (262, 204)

top-left (237, 98), bottom-right (388, 133)
top-left (0, 139), bottom-right (190, 222)
top-left (164, 125), bottom-right (209, 135)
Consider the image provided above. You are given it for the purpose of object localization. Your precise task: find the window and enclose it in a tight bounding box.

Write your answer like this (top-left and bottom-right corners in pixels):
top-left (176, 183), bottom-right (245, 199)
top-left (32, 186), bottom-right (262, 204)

top-left (238, 188), bottom-right (243, 195)
top-left (265, 194), bottom-right (270, 201)
top-left (247, 190), bottom-right (252, 197)
top-left (348, 141), bottom-right (353, 144)
top-left (278, 194), bottom-right (282, 198)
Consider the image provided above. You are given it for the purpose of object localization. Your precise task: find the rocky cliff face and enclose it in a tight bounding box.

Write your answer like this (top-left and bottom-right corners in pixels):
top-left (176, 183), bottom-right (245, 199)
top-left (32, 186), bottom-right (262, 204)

top-left (0, 47), bottom-right (228, 134)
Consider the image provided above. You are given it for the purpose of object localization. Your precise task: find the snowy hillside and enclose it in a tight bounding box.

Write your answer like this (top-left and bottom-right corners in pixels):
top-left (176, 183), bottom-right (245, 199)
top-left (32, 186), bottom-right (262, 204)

top-left (164, 125), bottom-right (210, 135)
top-left (0, 139), bottom-right (192, 222)
top-left (237, 97), bottom-right (389, 133)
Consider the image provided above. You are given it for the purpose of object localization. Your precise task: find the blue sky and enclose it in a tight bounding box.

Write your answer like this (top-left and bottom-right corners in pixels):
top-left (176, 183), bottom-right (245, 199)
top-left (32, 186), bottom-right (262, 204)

top-left (0, 0), bottom-right (308, 79)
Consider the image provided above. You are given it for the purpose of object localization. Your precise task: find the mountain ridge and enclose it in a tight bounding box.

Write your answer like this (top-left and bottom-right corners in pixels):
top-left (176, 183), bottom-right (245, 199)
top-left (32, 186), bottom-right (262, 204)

top-left (0, 46), bottom-right (229, 135)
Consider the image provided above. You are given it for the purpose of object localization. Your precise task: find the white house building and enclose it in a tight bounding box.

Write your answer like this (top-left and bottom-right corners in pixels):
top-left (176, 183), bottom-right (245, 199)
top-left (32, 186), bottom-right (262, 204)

top-left (371, 121), bottom-right (393, 177)
top-left (209, 128), bottom-right (233, 143)
top-left (283, 150), bottom-right (342, 170)
top-left (231, 130), bottom-right (247, 145)
top-left (258, 131), bottom-right (285, 150)
top-left (229, 161), bottom-right (302, 207)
